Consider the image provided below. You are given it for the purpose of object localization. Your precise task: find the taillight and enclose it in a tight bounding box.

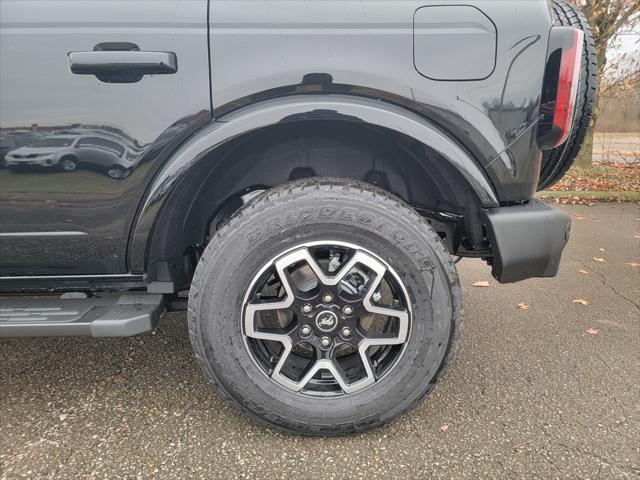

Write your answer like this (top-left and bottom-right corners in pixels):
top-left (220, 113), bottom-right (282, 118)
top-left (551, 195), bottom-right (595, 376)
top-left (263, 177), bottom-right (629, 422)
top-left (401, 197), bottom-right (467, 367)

top-left (538, 27), bottom-right (584, 149)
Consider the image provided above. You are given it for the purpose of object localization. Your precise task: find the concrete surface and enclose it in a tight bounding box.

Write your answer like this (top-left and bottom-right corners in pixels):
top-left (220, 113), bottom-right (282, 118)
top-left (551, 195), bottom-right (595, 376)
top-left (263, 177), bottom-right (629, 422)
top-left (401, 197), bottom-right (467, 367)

top-left (1, 203), bottom-right (639, 479)
top-left (593, 132), bottom-right (640, 164)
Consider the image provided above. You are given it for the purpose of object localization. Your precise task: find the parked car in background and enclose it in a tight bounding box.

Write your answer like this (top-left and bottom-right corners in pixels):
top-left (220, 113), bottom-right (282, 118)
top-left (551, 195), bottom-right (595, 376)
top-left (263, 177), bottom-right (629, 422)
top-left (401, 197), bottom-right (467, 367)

top-left (4, 134), bottom-right (139, 179)
top-left (0, 131), bottom-right (45, 167)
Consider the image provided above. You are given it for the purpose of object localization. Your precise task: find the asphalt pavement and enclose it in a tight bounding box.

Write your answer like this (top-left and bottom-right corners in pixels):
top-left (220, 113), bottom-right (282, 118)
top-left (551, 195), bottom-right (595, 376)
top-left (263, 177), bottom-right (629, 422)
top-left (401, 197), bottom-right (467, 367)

top-left (1, 202), bottom-right (639, 479)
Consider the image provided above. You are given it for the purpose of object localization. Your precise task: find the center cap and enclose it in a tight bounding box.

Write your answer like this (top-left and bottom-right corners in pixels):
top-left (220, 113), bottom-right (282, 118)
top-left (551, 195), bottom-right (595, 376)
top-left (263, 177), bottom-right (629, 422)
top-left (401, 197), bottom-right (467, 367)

top-left (315, 310), bottom-right (338, 332)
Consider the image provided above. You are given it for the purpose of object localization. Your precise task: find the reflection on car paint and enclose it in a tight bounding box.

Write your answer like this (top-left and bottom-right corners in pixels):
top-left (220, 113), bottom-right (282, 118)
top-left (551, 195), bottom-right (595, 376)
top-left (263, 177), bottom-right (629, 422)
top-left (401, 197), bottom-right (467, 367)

top-left (3, 129), bottom-right (141, 180)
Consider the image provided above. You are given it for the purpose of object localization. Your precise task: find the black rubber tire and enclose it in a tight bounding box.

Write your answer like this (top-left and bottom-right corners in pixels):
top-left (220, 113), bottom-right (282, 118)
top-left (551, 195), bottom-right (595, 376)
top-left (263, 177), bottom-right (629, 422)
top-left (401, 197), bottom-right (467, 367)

top-left (59, 156), bottom-right (78, 173)
top-left (107, 166), bottom-right (130, 180)
top-left (188, 178), bottom-right (462, 435)
top-left (537, 0), bottom-right (598, 191)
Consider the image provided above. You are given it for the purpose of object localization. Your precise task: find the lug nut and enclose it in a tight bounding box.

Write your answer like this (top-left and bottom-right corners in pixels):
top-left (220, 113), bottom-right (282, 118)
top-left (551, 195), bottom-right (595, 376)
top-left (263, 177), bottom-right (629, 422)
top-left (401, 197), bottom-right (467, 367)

top-left (322, 293), bottom-right (334, 303)
top-left (302, 304), bottom-right (313, 314)
top-left (341, 327), bottom-right (352, 338)
top-left (320, 336), bottom-right (332, 348)
top-left (342, 305), bottom-right (353, 315)
top-left (300, 325), bottom-right (312, 337)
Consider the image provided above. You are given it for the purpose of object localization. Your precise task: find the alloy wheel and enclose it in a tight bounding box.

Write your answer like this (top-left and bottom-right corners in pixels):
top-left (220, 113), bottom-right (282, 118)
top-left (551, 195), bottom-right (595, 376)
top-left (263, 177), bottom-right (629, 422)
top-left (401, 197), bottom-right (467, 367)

top-left (242, 241), bottom-right (411, 396)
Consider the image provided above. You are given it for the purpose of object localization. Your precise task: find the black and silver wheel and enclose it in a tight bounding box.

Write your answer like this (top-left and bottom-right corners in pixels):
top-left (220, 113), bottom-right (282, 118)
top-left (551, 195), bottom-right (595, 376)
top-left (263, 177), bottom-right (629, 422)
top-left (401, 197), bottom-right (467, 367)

top-left (59, 156), bottom-right (77, 172)
top-left (189, 178), bottom-right (462, 435)
top-left (243, 241), bottom-right (411, 395)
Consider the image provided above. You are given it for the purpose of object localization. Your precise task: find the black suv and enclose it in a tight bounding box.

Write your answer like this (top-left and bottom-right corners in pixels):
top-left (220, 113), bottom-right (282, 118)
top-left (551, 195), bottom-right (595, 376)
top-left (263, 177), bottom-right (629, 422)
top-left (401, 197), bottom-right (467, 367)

top-left (0, 0), bottom-right (596, 435)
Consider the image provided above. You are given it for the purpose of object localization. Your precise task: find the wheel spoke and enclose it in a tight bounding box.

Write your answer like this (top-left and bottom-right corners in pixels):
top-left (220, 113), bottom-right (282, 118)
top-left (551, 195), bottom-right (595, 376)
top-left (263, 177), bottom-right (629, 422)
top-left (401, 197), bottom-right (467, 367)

top-left (355, 255), bottom-right (409, 385)
top-left (360, 255), bottom-right (409, 346)
top-left (288, 247), bottom-right (353, 287)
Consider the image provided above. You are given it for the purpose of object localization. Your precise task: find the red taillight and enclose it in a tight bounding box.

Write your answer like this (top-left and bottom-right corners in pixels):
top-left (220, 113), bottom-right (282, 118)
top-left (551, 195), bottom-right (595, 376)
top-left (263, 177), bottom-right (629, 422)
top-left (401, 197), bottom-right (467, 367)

top-left (551, 29), bottom-right (583, 147)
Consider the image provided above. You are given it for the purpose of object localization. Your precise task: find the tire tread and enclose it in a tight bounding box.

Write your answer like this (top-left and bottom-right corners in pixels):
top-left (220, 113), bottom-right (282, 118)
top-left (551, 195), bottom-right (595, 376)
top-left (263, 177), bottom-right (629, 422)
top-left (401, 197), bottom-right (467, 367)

top-left (538, 0), bottom-right (598, 190)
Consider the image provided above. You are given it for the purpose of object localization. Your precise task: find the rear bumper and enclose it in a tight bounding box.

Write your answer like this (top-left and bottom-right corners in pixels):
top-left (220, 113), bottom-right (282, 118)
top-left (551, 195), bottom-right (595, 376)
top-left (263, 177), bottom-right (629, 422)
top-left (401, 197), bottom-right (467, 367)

top-left (481, 200), bottom-right (571, 283)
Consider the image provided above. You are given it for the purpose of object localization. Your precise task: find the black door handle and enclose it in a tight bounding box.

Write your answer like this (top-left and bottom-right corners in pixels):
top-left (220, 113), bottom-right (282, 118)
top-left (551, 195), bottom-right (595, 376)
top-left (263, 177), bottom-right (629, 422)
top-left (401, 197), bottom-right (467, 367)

top-left (69, 50), bottom-right (177, 83)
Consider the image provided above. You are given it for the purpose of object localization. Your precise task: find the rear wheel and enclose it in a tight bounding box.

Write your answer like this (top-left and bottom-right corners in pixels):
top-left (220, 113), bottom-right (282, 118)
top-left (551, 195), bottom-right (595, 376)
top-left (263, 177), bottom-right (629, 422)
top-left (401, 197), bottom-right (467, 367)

top-left (107, 166), bottom-right (130, 180)
top-left (537, 0), bottom-right (598, 190)
top-left (59, 156), bottom-right (77, 172)
top-left (188, 178), bottom-right (462, 435)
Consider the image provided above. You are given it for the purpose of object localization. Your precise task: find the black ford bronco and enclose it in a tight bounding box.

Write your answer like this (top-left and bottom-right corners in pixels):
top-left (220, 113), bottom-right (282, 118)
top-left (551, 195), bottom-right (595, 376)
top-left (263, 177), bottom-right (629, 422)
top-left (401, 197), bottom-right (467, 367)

top-left (0, 0), bottom-right (596, 435)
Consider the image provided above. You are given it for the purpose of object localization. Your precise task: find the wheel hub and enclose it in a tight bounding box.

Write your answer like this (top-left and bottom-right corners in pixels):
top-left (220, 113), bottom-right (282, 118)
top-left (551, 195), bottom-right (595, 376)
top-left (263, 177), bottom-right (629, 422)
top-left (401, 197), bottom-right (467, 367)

top-left (315, 310), bottom-right (338, 332)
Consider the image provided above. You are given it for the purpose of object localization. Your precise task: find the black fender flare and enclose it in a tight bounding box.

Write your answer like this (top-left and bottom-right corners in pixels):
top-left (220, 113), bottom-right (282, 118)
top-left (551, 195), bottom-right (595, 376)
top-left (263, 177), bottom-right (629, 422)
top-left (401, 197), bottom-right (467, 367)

top-left (129, 94), bottom-right (499, 273)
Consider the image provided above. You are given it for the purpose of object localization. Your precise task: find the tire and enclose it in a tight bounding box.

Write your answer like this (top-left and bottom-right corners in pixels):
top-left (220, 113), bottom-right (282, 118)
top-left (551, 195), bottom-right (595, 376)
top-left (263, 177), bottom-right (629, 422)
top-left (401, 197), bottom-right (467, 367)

top-left (537, 0), bottom-right (598, 190)
top-left (107, 166), bottom-right (130, 180)
top-left (59, 156), bottom-right (78, 173)
top-left (188, 178), bottom-right (462, 435)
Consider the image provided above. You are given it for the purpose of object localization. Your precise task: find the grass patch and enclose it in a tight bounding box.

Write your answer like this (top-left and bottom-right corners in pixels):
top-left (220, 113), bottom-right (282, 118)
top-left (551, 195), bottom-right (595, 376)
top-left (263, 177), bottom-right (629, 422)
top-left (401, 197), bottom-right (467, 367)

top-left (538, 162), bottom-right (639, 203)
top-left (536, 190), bottom-right (640, 201)
top-left (0, 163), bottom-right (152, 197)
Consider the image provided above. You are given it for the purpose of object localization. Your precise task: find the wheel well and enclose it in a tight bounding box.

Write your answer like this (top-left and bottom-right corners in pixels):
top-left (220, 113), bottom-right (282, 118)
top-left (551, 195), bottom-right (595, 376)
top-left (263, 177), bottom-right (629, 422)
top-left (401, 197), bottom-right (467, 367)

top-left (147, 119), bottom-right (485, 289)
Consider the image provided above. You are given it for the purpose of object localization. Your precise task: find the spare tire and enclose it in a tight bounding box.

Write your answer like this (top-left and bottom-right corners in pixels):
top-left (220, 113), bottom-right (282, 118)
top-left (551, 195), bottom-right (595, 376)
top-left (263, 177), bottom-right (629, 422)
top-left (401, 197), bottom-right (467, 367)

top-left (537, 0), bottom-right (598, 190)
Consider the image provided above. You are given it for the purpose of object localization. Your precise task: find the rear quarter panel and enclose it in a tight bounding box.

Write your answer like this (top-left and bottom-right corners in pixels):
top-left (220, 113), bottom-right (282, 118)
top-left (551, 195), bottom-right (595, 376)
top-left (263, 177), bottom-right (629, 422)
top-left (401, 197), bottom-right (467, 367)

top-left (209, 0), bottom-right (553, 202)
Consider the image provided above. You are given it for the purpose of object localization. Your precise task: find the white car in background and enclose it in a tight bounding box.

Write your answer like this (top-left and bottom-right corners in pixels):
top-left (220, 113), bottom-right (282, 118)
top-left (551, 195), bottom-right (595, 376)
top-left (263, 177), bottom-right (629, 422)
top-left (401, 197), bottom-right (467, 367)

top-left (5, 134), bottom-right (139, 179)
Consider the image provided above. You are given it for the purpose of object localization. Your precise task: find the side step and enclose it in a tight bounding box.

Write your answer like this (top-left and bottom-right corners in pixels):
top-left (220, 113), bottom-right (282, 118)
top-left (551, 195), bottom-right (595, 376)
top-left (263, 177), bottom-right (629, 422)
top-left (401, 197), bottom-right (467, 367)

top-left (0, 294), bottom-right (165, 337)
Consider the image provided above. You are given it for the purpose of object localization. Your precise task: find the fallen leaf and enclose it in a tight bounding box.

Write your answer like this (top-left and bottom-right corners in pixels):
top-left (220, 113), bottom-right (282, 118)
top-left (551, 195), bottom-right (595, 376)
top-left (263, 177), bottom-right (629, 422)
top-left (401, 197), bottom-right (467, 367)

top-left (472, 281), bottom-right (490, 287)
top-left (634, 235), bottom-right (640, 239)
top-left (593, 257), bottom-right (605, 262)
top-left (516, 303), bottom-right (530, 310)
top-left (440, 424), bottom-right (449, 432)
top-left (578, 269), bottom-right (590, 274)
top-left (586, 327), bottom-right (600, 336)
top-left (573, 298), bottom-right (589, 305)
top-left (599, 248), bottom-right (606, 252)
top-left (574, 214), bottom-right (585, 219)
top-left (627, 262), bottom-right (640, 268)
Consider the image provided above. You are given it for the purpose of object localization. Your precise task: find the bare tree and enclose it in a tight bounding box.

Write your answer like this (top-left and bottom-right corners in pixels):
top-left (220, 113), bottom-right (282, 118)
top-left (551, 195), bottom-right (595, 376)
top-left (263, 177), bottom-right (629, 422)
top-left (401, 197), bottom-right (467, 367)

top-left (571, 0), bottom-right (640, 166)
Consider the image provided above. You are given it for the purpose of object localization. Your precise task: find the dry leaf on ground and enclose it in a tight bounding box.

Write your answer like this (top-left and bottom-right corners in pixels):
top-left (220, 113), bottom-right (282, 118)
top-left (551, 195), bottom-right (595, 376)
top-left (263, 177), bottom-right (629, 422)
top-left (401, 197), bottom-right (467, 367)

top-left (586, 328), bottom-right (600, 336)
top-left (593, 257), bottom-right (605, 262)
top-left (440, 425), bottom-right (449, 432)
top-left (472, 281), bottom-right (490, 287)
top-left (578, 269), bottom-right (590, 274)
top-left (548, 163), bottom-right (640, 197)
top-left (627, 262), bottom-right (640, 268)
top-left (573, 298), bottom-right (589, 305)
top-left (599, 248), bottom-right (606, 252)
top-left (516, 303), bottom-right (530, 310)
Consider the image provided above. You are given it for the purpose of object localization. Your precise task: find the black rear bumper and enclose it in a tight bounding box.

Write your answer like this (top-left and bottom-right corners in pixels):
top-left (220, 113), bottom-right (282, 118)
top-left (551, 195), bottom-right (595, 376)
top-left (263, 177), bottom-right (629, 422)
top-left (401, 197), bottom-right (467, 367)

top-left (482, 200), bottom-right (571, 283)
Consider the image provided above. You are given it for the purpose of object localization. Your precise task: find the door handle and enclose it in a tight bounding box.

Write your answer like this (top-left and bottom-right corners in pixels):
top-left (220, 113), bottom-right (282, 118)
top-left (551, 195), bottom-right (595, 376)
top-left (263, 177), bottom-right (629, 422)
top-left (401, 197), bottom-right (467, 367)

top-left (68, 50), bottom-right (177, 83)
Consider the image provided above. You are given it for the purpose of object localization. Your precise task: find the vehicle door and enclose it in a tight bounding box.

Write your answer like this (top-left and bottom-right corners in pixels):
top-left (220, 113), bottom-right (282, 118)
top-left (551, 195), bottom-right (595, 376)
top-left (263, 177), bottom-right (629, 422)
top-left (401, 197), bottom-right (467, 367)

top-left (0, 0), bottom-right (211, 276)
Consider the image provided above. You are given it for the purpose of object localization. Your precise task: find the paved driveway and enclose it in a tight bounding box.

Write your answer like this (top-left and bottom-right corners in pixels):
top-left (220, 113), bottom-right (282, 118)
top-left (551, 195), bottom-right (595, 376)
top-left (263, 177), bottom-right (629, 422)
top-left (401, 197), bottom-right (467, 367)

top-left (1, 203), bottom-right (639, 479)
